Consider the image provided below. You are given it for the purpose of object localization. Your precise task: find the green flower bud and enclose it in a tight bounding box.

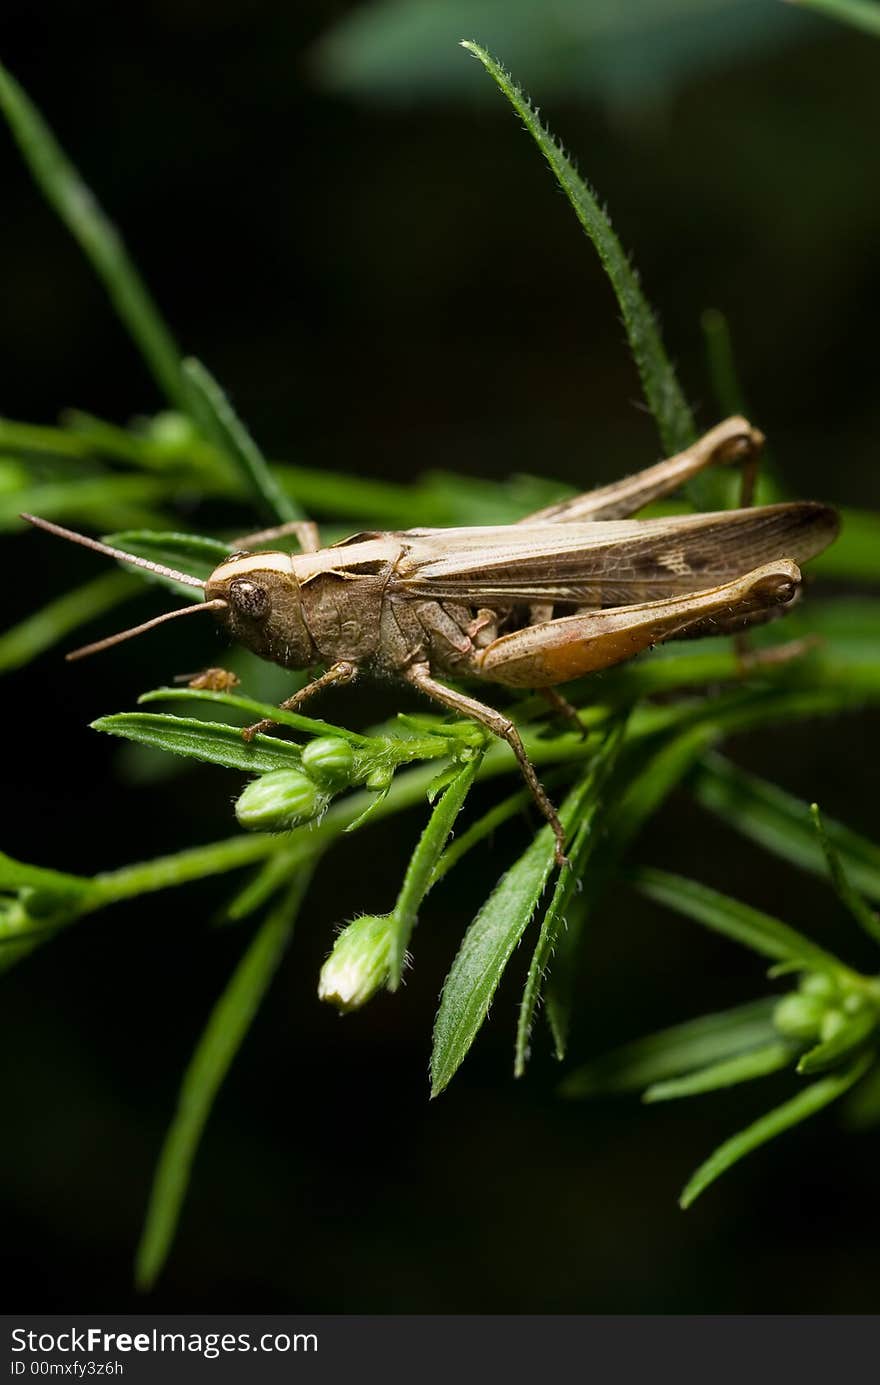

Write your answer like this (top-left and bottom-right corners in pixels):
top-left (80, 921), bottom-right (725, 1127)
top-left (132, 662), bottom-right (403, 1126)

top-left (146, 410), bottom-right (199, 453)
top-left (799, 972), bottom-right (838, 1000)
top-left (318, 914), bottom-right (391, 1013)
top-left (843, 991), bottom-right (867, 1015)
top-left (301, 736), bottom-right (355, 789)
top-left (235, 769), bottom-right (319, 831)
top-left (773, 993), bottom-right (826, 1040)
top-left (365, 764), bottom-right (393, 792)
top-left (820, 1008), bottom-right (846, 1042)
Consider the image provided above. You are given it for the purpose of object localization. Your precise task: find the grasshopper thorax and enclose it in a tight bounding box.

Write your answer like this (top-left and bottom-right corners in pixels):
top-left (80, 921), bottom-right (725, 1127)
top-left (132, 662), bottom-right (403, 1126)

top-left (205, 551), bottom-right (315, 669)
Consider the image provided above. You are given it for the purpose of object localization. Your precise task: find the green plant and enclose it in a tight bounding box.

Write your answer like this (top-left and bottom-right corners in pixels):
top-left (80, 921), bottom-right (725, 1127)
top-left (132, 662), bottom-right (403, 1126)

top-left (2, 42), bottom-right (878, 1287)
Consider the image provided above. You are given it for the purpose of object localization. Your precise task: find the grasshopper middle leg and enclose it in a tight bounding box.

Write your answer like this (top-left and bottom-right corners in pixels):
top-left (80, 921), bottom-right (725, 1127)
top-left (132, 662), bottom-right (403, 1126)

top-left (404, 663), bottom-right (569, 866)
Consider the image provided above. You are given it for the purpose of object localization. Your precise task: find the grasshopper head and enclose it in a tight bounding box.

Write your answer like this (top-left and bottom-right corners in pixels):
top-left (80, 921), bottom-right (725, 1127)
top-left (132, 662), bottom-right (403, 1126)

top-left (205, 551), bottom-right (315, 669)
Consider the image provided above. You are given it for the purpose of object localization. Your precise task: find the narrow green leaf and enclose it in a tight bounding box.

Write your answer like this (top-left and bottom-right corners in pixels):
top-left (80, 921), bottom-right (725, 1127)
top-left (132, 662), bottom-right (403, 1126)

top-left (138, 687), bottom-right (369, 746)
top-left (0, 571), bottom-right (139, 673)
top-left (0, 61), bottom-right (192, 414)
top-left (92, 712), bottom-right (305, 774)
top-left (790, 0), bottom-right (880, 37)
top-left (680, 1053), bottom-right (874, 1208)
top-left (560, 998), bottom-right (778, 1097)
top-left (1, 474), bottom-right (169, 532)
top-left (135, 871), bottom-right (309, 1289)
top-left (387, 752), bottom-right (482, 987)
top-left (691, 753), bottom-right (880, 905)
top-left (643, 1043), bottom-right (795, 1103)
top-left (103, 529), bottom-right (230, 592)
top-left (630, 865), bottom-right (847, 974)
top-left (810, 804), bottom-right (880, 946)
top-left (797, 1008), bottom-right (878, 1074)
top-left (461, 41), bottom-right (699, 481)
top-left (515, 718), bottom-right (627, 1075)
top-left (182, 358), bottom-right (302, 523)
top-left (430, 771), bottom-right (603, 1097)
top-left (0, 850), bottom-right (89, 899)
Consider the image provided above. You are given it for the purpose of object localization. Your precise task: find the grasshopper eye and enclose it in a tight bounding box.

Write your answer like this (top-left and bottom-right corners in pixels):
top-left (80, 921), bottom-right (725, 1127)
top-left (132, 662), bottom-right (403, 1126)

top-left (229, 578), bottom-right (269, 619)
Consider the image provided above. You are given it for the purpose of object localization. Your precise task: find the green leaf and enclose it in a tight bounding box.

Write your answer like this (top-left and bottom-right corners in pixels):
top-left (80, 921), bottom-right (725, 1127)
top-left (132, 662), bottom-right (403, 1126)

top-left (182, 358), bottom-right (303, 523)
top-left (515, 717), bottom-right (628, 1076)
top-left (461, 41), bottom-right (700, 480)
top-left (643, 1043), bottom-right (795, 1103)
top-left (430, 770), bottom-right (605, 1097)
top-left (797, 1008), bottom-right (878, 1074)
top-left (92, 712), bottom-right (305, 775)
top-left (135, 870), bottom-right (310, 1289)
top-left (387, 751), bottom-right (482, 987)
top-left (810, 804), bottom-right (880, 946)
top-left (0, 61), bottom-right (192, 415)
top-left (790, 0), bottom-right (880, 38)
top-left (0, 474), bottom-right (169, 533)
top-left (315, 1), bottom-right (805, 108)
top-left (0, 571), bottom-right (139, 673)
top-left (0, 850), bottom-right (89, 900)
top-left (679, 1053), bottom-right (875, 1208)
top-left (690, 753), bottom-right (880, 905)
top-left (630, 865), bottom-right (848, 974)
top-left (560, 998), bottom-right (778, 1097)
top-left (138, 686), bottom-right (369, 746)
top-left (103, 530), bottom-right (230, 595)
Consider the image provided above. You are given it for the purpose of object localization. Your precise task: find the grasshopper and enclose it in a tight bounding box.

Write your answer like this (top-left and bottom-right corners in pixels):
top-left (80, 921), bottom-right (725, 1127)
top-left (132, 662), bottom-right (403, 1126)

top-left (22, 416), bottom-right (838, 863)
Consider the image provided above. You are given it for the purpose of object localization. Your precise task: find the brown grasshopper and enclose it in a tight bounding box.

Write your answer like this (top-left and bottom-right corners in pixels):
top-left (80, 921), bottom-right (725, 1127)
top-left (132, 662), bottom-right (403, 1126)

top-left (22, 416), bottom-right (838, 863)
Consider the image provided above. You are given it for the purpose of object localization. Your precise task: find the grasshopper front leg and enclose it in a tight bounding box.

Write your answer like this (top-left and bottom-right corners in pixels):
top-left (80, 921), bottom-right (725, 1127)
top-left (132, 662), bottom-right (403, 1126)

top-left (231, 519), bottom-right (323, 553)
top-left (477, 560), bottom-right (801, 688)
top-left (404, 664), bottom-right (569, 865)
top-left (241, 660), bottom-right (357, 740)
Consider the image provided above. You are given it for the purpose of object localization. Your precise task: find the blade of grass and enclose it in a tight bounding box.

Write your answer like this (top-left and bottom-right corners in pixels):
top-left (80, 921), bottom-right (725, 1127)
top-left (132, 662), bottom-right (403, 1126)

top-left (797, 1008), bottom-right (878, 1074)
top-left (461, 41), bottom-right (700, 486)
top-left (630, 864), bottom-right (849, 974)
top-left (560, 998), bottom-right (778, 1097)
top-left (515, 717), bottom-right (628, 1075)
top-left (430, 769), bottom-right (598, 1096)
top-left (789, 0), bottom-right (880, 38)
top-left (643, 1043), bottom-right (795, 1102)
top-left (92, 712), bottom-right (307, 774)
top-left (182, 358), bottom-right (303, 523)
top-left (0, 571), bottom-right (139, 672)
top-left (679, 1052), bottom-right (874, 1208)
top-left (690, 753), bottom-right (880, 905)
top-left (387, 751), bottom-right (483, 987)
top-left (810, 804), bottom-right (880, 946)
top-left (0, 61), bottom-right (192, 414)
top-left (134, 868), bottom-right (311, 1289)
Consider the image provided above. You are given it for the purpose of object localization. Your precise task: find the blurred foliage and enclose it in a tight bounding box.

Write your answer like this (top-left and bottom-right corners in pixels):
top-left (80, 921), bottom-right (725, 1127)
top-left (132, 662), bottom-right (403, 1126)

top-left (312, 0), bottom-right (818, 108)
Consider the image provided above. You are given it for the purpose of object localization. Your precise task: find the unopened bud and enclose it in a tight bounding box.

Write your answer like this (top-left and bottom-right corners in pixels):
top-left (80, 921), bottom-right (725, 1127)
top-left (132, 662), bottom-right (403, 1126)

top-left (235, 769), bottom-right (319, 831)
top-left (318, 914), bottom-right (391, 1013)
top-left (820, 1008), bottom-right (846, 1042)
top-left (773, 993), bottom-right (826, 1040)
top-left (302, 736), bottom-right (355, 789)
top-left (799, 972), bottom-right (838, 1001)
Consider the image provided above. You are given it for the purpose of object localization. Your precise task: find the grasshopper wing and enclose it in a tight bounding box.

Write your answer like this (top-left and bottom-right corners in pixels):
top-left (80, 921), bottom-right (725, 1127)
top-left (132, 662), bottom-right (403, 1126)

top-left (391, 502), bottom-right (837, 606)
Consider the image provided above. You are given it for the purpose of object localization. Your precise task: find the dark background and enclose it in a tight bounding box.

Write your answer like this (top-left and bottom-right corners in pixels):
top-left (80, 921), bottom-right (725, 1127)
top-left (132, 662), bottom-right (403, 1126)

top-left (1, 1), bottom-right (878, 1312)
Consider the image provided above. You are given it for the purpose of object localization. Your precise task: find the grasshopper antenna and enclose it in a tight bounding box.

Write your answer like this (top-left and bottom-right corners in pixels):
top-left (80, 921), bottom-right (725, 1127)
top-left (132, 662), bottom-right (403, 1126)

top-left (20, 513), bottom-right (206, 589)
top-left (20, 513), bottom-right (228, 661)
top-left (65, 600), bottom-right (228, 661)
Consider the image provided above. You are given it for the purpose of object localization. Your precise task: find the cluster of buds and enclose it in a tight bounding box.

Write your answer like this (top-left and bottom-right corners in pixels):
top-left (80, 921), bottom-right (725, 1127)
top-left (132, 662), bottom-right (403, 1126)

top-left (234, 736), bottom-right (355, 832)
top-left (773, 971), bottom-right (873, 1044)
